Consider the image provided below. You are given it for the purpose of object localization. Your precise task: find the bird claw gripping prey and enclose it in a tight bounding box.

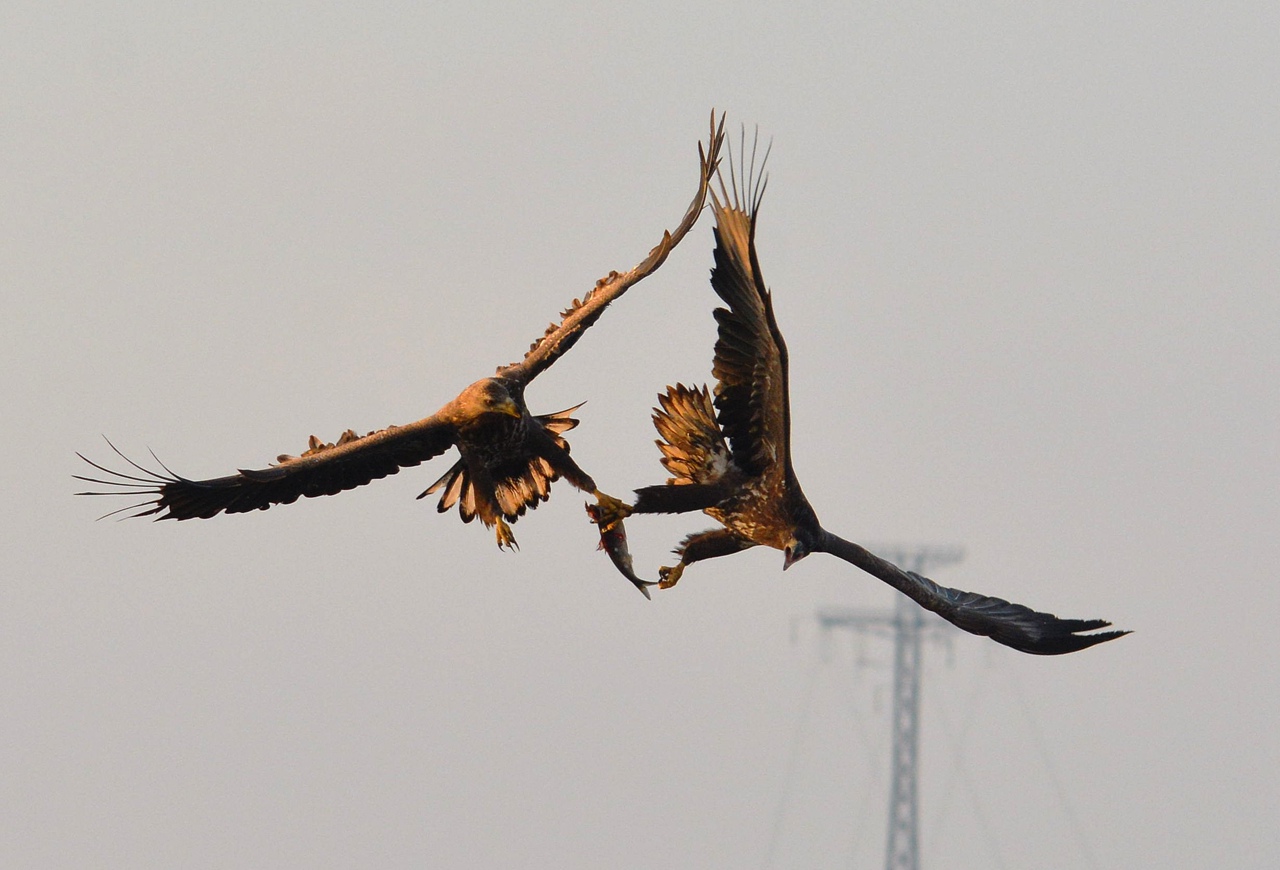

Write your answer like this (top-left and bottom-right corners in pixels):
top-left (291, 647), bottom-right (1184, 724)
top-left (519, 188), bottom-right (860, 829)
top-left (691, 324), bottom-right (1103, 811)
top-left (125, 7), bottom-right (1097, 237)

top-left (587, 492), bottom-right (633, 532)
top-left (657, 563), bottom-right (684, 590)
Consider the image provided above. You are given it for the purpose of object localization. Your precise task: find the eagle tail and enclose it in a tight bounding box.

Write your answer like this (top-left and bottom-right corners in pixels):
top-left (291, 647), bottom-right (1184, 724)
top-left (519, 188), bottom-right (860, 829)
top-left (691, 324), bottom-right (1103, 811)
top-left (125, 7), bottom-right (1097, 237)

top-left (652, 384), bottom-right (731, 486)
top-left (418, 407), bottom-right (580, 523)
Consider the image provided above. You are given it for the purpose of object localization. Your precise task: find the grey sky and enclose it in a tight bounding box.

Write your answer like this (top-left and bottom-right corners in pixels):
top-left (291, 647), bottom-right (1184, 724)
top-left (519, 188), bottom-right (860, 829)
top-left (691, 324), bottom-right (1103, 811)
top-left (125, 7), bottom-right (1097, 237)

top-left (5, 3), bottom-right (1278, 867)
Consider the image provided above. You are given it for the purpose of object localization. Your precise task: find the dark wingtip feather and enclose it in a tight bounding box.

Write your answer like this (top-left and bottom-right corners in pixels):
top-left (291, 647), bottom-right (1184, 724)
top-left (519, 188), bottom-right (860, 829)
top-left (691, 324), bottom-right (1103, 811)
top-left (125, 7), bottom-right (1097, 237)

top-left (74, 438), bottom-right (177, 521)
top-left (820, 535), bottom-right (1131, 657)
top-left (908, 570), bottom-right (1132, 656)
top-left (1022, 626), bottom-right (1132, 656)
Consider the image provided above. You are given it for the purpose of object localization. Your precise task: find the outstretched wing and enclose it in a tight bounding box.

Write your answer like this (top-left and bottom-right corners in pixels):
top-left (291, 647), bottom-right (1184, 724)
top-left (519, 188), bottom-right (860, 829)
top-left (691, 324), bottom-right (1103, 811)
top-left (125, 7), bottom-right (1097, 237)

top-left (76, 415), bottom-right (459, 520)
top-left (820, 532), bottom-right (1130, 655)
top-left (706, 130), bottom-right (792, 482)
top-left (498, 110), bottom-right (726, 385)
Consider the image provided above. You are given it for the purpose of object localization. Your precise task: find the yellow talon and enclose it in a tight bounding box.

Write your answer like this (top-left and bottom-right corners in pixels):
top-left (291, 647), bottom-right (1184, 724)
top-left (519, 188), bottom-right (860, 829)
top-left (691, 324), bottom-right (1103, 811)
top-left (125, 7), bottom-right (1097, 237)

top-left (657, 563), bottom-right (685, 589)
top-left (589, 491), bottom-right (633, 533)
top-left (494, 518), bottom-right (519, 551)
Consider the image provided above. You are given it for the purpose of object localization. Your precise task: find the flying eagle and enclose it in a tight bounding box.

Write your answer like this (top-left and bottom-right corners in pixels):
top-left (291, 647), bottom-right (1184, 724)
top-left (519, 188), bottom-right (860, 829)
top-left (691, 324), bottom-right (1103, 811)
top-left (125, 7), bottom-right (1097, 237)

top-left (77, 112), bottom-right (725, 562)
top-left (590, 137), bottom-right (1129, 653)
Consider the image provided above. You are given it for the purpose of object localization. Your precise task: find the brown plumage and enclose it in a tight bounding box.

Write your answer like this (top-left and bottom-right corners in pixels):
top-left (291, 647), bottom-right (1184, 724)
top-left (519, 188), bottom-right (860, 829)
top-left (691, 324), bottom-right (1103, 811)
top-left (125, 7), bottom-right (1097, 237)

top-left (77, 112), bottom-right (725, 557)
top-left (592, 134), bottom-right (1129, 653)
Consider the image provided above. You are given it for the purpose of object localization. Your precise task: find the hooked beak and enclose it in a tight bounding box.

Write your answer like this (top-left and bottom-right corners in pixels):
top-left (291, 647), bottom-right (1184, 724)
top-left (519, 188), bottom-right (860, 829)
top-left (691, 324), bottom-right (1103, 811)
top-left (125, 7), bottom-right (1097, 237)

top-left (783, 546), bottom-right (801, 571)
top-left (783, 537), bottom-right (811, 571)
top-left (496, 398), bottom-right (522, 419)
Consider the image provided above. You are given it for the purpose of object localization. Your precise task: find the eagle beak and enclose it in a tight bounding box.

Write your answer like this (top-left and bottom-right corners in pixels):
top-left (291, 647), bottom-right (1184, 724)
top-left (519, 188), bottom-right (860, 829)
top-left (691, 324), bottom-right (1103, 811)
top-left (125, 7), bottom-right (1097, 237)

top-left (783, 538), bottom-right (810, 571)
top-left (497, 398), bottom-right (522, 419)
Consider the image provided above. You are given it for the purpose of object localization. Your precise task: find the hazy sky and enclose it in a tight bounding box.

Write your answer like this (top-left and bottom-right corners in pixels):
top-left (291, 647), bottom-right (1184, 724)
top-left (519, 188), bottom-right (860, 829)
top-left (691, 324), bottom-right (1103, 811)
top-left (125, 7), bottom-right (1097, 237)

top-left (5, 3), bottom-right (1278, 868)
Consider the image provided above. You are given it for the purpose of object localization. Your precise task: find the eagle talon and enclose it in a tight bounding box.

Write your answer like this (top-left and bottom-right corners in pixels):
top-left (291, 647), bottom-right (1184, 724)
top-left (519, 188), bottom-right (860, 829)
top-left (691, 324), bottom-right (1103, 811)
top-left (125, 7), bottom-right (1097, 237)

top-left (657, 563), bottom-right (685, 589)
top-left (588, 492), bottom-right (633, 533)
top-left (494, 518), bottom-right (519, 551)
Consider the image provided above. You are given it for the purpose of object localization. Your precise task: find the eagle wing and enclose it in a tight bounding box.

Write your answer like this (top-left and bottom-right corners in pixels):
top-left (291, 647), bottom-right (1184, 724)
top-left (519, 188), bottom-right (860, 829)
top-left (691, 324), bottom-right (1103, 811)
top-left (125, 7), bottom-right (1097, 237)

top-left (76, 414), bottom-right (459, 520)
top-left (820, 532), bottom-right (1130, 655)
top-left (706, 132), bottom-right (792, 482)
top-left (498, 110), bottom-right (725, 385)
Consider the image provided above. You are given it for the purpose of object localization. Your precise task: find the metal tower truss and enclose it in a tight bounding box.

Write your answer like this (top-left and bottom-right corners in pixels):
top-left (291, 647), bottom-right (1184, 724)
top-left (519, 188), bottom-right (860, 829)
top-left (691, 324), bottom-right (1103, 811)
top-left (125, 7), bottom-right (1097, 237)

top-left (816, 545), bottom-right (964, 870)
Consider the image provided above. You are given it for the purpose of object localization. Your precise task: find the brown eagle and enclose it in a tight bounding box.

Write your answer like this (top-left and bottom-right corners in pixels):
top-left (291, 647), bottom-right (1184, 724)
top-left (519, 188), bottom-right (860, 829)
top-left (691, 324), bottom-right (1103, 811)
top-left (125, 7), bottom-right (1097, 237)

top-left (591, 136), bottom-right (1129, 652)
top-left (78, 113), bottom-right (725, 565)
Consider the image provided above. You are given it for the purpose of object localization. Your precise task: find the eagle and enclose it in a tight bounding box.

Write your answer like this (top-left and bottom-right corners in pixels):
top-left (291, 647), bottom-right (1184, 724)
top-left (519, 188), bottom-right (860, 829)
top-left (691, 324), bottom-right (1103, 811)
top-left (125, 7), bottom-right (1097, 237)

top-left (77, 112), bottom-right (725, 563)
top-left (590, 135), bottom-right (1129, 653)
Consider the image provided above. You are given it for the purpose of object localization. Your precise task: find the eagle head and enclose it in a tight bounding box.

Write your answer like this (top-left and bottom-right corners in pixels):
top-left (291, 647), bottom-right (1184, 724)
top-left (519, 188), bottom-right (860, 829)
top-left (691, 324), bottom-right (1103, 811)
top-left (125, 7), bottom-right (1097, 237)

top-left (782, 524), bottom-right (822, 570)
top-left (782, 536), bottom-right (811, 570)
top-left (460, 378), bottom-right (522, 420)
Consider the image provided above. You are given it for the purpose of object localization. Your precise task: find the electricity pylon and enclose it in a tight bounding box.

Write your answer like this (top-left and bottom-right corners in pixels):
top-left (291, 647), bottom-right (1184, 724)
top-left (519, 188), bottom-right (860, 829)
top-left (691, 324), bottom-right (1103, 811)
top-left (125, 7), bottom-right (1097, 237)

top-left (816, 545), bottom-right (964, 870)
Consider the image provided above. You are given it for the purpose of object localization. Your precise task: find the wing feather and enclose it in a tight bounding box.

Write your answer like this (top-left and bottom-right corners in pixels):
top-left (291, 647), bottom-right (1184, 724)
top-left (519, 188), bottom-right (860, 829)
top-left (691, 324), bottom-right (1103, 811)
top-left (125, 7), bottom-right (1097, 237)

top-left (706, 131), bottom-right (791, 480)
top-left (819, 532), bottom-right (1130, 655)
top-left (76, 415), bottom-right (458, 520)
top-left (499, 111), bottom-right (726, 384)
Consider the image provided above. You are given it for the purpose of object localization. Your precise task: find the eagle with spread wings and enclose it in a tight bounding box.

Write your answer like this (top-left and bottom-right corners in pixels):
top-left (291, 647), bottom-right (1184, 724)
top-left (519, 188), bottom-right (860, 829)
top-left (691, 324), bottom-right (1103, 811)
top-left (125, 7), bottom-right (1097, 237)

top-left (590, 134), bottom-right (1129, 652)
top-left (78, 113), bottom-right (725, 566)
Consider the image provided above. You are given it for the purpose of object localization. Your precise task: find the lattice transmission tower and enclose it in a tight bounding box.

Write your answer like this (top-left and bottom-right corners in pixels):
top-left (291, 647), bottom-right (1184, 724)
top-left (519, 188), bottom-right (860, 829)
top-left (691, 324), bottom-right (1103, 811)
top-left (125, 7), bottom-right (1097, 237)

top-left (816, 545), bottom-right (964, 870)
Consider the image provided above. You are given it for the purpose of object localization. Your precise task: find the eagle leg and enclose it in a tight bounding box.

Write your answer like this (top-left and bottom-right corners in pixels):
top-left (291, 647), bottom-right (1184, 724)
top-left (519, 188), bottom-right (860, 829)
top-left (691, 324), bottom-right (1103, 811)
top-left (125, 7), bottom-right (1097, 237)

top-left (494, 517), bottom-right (519, 551)
top-left (657, 562), bottom-right (685, 589)
top-left (658, 528), bottom-right (756, 589)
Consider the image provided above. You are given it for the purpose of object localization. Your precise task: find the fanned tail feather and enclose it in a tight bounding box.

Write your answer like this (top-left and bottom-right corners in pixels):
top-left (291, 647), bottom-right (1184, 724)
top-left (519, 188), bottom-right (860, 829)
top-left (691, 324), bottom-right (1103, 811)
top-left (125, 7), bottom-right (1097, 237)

top-left (418, 404), bottom-right (583, 523)
top-left (652, 384), bottom-right (731, 486)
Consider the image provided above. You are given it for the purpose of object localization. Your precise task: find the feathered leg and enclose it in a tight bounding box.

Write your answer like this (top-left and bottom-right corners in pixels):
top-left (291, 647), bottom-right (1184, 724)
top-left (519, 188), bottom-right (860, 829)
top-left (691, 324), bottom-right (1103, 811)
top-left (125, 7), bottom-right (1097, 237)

top-left (659, 528), bottom-right (756, 589)
top-left (587, 481), bottom-right (726, 534)
top-left (530, 428), bottom-right (597, 495)
top-left (458, 459), bottom-right (519, 551)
